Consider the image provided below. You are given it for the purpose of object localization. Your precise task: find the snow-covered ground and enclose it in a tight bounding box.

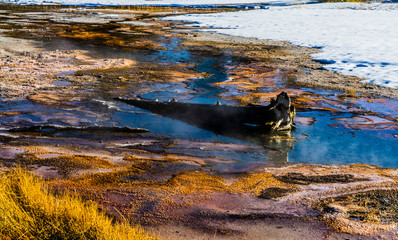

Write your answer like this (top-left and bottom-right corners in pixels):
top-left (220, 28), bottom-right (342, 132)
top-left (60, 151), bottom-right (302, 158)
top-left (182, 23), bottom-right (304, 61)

top-left (0, 0), bottom-right (313, 7)
top-left (166, 2), bottom-right (398, 88)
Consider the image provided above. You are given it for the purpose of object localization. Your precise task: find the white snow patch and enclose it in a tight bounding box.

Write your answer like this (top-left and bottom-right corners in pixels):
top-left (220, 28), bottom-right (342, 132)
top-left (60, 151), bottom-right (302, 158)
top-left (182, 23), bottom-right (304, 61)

top-left (166, 2), bottom-right (398, 88)
top-left (0, 0), bottom-right (313, 6)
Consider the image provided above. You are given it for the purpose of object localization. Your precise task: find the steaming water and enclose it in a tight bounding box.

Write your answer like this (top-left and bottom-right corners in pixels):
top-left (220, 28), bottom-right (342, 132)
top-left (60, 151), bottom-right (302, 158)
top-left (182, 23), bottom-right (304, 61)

top-left (293, 110), bottom-right (398, 168)
top-left (100, 38), bottom-right (398, 168)
top-left (14, 36), bottom-right (398, 168)
top-left (1, 13), bottom-right (397, 168)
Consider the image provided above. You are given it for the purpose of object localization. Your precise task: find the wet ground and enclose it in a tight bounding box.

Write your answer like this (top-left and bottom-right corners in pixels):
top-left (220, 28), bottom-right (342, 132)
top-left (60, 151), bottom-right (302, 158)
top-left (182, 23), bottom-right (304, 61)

top-left (0, 4), bottom-right (397, 239)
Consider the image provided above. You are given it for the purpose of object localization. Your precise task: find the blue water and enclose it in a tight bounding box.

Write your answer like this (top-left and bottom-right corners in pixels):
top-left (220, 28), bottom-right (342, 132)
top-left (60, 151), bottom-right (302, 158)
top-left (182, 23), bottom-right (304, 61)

top-left (105, 37), bottom-right (398, 167)
top-left (291, 111), bottom-right (398, 168)
top-left (2, 17), bottom-right (396, 168)
top-left (68, 36), bottom-right (398, 168)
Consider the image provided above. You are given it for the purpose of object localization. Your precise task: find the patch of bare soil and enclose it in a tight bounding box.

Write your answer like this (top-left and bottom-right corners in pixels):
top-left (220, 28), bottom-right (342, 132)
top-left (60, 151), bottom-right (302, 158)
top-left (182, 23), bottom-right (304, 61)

top-left (149, 218), bottom-right (331, 240)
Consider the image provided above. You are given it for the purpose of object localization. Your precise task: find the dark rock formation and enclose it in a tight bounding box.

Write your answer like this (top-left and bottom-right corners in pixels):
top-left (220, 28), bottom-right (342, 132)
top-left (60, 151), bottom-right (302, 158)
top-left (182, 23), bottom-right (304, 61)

top-left (115, 91), bottom-right (295, 133)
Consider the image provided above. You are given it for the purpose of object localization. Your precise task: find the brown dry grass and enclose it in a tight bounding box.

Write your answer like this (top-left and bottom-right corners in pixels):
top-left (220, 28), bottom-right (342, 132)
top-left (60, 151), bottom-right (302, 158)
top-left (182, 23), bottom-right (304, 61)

top-left (0, 168), bottom-right (154, 240)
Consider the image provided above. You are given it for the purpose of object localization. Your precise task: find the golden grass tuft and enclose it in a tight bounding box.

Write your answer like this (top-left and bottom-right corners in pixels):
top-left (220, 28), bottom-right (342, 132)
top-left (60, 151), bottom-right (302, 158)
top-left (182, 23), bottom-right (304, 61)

top-left (0, 168), bottom-right (153, 240)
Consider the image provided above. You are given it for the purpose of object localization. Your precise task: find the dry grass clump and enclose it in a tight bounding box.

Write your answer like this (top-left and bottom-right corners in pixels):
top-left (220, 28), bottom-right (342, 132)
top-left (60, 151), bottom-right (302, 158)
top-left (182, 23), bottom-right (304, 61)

top-left (0, 168), bottom-right (153, 240)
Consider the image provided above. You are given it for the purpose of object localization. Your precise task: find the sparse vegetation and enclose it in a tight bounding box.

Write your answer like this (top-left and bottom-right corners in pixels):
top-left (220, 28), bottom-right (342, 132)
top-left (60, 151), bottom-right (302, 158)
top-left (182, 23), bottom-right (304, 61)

top-left (0, 168), bottom-right (153, 240)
